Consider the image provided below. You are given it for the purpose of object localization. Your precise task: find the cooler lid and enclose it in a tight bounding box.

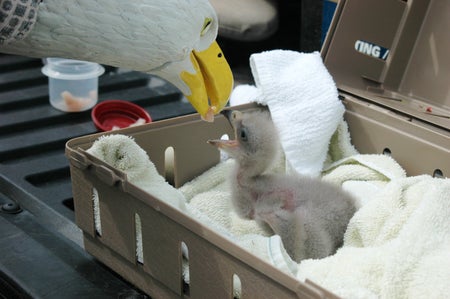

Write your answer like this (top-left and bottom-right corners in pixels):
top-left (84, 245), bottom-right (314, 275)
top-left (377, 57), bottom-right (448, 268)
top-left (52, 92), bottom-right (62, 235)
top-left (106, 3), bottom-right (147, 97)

top-left (322, 0), bottom-right (449, 130)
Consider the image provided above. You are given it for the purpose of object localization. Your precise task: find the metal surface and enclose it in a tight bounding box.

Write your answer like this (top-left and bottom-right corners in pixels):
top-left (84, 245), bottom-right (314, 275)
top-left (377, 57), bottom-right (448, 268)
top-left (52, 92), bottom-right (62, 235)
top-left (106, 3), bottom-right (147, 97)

top-left (0, 54), bottom-right (196, 298)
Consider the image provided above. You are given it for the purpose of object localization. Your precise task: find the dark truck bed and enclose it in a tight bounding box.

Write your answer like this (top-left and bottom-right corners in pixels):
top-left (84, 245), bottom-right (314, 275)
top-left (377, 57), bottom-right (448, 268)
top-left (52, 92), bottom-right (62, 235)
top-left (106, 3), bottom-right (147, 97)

top-left (0, 54), bottom-right (196, 298)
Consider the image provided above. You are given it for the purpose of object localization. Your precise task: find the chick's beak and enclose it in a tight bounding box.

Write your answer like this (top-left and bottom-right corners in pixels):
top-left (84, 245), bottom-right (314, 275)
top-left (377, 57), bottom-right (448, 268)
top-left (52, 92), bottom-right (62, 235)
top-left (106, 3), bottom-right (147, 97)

top-left (207, 139), bottom-right (238, 149)
top-left (181, 41), bottom-right (234, 122)
top-left (208, 109), bottom-right (240, 153)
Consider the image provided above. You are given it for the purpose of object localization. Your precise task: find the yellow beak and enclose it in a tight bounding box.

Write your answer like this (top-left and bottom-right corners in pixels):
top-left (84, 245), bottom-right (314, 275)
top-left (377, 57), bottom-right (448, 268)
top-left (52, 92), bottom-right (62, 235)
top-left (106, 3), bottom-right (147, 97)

top-left (181, 41), bottom-right (234, 122)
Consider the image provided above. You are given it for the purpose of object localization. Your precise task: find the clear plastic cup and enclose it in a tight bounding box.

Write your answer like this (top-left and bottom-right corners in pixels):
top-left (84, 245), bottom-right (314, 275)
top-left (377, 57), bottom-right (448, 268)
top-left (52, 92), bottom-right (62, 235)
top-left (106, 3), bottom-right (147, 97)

top-left (42, 58), bottom-right (105, 112)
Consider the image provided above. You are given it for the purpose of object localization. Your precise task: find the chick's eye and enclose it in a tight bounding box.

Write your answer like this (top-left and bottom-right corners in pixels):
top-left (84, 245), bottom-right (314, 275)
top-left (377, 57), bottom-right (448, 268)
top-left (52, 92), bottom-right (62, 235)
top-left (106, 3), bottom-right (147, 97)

top-left (201, 17), bottom-right (212, 36)
top-left (239, 128), bottom-right (248, 142)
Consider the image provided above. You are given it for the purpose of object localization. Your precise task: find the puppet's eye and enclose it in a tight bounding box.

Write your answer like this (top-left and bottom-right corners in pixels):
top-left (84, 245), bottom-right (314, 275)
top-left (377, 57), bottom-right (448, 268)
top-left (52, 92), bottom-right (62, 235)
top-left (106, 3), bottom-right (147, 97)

top-left (239, 128), bottom-right (248, 142)
top-left (201, 17), bottom-right (213, 36)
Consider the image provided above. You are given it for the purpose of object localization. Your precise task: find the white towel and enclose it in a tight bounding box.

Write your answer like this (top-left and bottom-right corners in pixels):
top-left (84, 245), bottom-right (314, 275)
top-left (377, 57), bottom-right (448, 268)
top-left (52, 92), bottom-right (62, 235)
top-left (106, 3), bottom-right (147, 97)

top-left (296, 175), bottom-right (450, 299)
top-left (231, 50), bottom-right (345, 177)
top-left (181, 148), bottom-right (450, 298)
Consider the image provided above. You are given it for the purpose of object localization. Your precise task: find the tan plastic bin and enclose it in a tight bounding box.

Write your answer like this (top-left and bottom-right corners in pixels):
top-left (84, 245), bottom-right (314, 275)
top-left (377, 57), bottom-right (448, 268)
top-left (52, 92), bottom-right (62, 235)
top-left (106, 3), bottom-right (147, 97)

top-left (67, 110), bottom-right (340, 298)
top-left (322, 0), bottom-right (449, 177)
top-left (66, 0), bottom-right (449, 298)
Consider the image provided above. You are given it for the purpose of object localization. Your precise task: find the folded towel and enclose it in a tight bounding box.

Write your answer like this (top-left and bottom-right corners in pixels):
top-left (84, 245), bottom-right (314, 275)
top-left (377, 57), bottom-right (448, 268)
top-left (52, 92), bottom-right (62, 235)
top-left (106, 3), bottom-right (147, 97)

top-left (230, 50), bottom-right (345, 177)
top-left (229, 84), bottom-right (262, 106)
top-left (296, 175), bottom-right (450, 299)
top-left (324, 119), bottom-right (358, 168)
top-left (180, 159), bottom-right (234, 202)
top-left (322, 154), bottom-right (407, 209)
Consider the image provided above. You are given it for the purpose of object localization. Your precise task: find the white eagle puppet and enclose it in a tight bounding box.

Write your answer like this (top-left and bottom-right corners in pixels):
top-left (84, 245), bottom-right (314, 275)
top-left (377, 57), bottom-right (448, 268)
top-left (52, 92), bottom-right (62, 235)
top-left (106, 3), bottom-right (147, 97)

top-left (0, 0), bottom-right (234, 121)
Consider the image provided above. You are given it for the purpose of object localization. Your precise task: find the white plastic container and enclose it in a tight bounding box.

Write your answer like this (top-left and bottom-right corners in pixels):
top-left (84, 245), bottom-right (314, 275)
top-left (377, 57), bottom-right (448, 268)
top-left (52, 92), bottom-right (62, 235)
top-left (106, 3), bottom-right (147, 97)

top-left (42, 58), bottom-right (105, 112)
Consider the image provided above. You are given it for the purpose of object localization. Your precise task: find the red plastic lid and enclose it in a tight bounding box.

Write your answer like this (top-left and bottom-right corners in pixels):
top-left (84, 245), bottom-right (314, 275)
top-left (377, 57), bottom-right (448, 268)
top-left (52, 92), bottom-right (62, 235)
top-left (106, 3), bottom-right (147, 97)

top-left (91, 100), bottom-right (152, 131)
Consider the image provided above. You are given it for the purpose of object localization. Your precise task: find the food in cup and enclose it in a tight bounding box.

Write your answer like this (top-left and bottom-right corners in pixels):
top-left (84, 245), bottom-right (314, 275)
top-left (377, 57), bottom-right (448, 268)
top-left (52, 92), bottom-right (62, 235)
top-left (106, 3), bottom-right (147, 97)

top-left (56, 90), bottom-right (97, 112)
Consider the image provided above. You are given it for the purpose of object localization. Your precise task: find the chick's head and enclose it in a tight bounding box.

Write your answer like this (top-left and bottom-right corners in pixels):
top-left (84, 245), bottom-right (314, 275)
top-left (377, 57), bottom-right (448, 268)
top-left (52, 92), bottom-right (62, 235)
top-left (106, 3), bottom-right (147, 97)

top-left (209, 109), bottom-right (279, 171)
